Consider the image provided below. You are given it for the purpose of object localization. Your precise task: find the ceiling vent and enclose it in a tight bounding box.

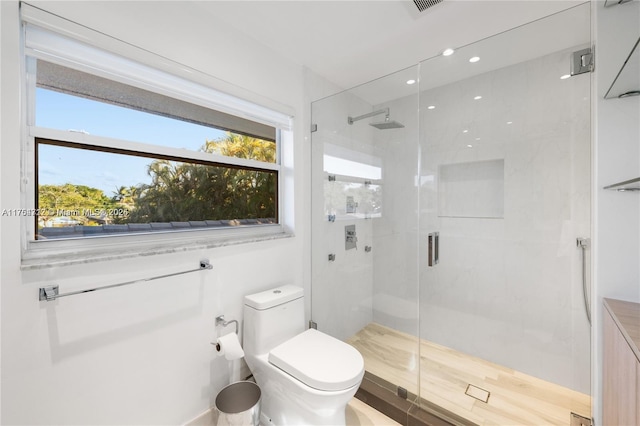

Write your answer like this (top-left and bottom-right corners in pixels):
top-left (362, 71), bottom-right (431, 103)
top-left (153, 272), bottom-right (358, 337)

top-left (413, 0), bottom-right (444, 12)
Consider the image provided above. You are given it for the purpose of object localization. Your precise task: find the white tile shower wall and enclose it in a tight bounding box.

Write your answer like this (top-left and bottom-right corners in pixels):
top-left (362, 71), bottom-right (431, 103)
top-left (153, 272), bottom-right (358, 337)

top-left (418, 47), bottom-right (591, 394)
top-left (371, 93), bottom-right (421, 337)
top-left (310, 91), bottom-right (376, 341)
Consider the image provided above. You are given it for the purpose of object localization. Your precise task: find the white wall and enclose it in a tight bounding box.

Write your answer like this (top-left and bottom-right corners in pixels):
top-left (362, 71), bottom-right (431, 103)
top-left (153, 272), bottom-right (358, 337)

top-left (593, 0), bottom-right (640, 423)
top-left (0, 1), bottom-right (310, 424)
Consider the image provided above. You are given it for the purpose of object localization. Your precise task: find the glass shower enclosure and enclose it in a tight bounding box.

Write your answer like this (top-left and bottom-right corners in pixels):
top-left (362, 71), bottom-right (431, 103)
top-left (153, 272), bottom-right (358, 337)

top-left (311, 4), bottom-right (592, 424)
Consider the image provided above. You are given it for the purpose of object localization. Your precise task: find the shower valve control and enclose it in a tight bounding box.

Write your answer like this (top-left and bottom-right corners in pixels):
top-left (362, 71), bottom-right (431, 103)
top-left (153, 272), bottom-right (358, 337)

top-left (345, 225), bottom-right (358, 250)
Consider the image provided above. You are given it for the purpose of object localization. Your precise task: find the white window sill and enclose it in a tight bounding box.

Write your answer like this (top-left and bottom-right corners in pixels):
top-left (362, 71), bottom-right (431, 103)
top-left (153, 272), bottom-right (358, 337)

top-left (21, 225), bottom-right (292, 271)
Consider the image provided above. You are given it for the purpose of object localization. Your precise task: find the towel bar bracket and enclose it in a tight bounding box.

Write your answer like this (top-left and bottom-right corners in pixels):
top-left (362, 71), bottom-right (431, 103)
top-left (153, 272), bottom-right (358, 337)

top-left (39, 285), bottom-right (59, 301)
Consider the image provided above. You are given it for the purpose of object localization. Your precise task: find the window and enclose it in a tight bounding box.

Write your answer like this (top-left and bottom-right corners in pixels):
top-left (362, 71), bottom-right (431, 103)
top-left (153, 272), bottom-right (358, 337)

top-left (32, 60), bottom-right (279, 241)
top-left (36, 137), bottom-right (278, 240)
top-left (323, 144), bottom-right (382, 220)
top-left (22, 11), bottom-right (291, 252)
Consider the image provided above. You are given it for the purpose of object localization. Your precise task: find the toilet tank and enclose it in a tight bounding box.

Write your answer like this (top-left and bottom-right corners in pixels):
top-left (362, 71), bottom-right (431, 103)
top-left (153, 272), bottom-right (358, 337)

top-left (243, 285), bottom-right (305, 355)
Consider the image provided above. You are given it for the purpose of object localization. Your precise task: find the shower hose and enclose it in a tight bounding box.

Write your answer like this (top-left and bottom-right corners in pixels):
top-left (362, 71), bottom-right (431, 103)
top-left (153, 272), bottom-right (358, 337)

top-left (577, 238), bottom-right (591, 325)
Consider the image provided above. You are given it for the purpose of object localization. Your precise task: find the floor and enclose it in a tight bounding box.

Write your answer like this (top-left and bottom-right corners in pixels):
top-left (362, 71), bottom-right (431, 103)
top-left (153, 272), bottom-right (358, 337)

top-left (189, 394), bottom-right (399, 426)
top-left (347, 323), bottom-right (592, 426)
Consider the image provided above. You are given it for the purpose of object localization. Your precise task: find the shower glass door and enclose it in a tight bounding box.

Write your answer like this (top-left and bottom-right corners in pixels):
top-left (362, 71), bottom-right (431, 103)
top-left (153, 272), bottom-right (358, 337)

top-left (417, 4), bottom-right (592, 424)
top-left (310, 66), bottom-right (421, 398)
top-left (310, 4), bottom-right (592, 424)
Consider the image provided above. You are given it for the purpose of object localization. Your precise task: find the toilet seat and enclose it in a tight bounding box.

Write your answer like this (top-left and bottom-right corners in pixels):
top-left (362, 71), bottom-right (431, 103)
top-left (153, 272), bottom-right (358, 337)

top-left (268, 329), bottom-right (364, 392)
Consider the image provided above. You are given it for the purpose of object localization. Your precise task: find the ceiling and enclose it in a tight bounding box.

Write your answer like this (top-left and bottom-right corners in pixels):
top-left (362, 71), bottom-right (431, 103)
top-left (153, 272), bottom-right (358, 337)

top-left (348, 2), bottom-right (591, 104)
top-left (29, 0), bottom-right (590, 105)
top-left (192, 0), bottom-right (589, 93)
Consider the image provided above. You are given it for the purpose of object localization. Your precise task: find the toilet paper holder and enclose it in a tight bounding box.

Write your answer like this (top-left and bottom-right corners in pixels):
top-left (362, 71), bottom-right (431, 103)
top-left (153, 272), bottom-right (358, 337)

top-left (215, 315), bottom-right (239, 335)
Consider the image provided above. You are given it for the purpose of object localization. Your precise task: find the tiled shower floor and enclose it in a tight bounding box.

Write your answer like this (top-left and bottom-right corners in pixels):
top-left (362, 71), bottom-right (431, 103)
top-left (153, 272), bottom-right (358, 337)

top-left (347, 323), bottom-right (591, 425)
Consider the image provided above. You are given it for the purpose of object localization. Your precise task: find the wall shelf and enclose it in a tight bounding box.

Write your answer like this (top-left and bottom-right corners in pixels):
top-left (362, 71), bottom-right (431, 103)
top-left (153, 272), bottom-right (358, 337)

top-left (604, 0), bottom-right (633, 7)
top-left (604, 35), bottom-right (640, 99)
top-left (603, 177), bottom-right (640, 191)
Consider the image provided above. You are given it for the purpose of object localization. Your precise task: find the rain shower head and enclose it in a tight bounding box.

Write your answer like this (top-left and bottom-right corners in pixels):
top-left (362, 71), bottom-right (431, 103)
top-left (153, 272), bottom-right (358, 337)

top-left (347, 108), bottom-right (405, 130)
top-left (370, 118), bottom-right (405, 130)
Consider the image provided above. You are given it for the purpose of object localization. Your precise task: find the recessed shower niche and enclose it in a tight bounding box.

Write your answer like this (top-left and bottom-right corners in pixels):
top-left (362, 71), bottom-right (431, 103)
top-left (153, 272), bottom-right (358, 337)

top-left (438, 159), bottom-right (504, 218)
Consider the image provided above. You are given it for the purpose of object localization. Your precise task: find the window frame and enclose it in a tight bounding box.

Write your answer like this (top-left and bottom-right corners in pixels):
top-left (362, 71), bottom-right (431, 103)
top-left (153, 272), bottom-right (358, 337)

top-left (20, 6), bottom-right (293, 266)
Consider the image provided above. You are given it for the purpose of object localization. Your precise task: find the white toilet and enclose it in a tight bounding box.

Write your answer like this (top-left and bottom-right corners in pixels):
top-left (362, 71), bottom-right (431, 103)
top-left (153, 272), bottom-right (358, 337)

top-left (243, 285), bottom-right (364, 426)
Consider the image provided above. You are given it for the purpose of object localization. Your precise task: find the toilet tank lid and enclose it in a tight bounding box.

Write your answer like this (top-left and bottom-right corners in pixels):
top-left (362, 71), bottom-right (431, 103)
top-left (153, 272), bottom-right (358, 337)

top-left (244, 285), bottom-right (303, 310)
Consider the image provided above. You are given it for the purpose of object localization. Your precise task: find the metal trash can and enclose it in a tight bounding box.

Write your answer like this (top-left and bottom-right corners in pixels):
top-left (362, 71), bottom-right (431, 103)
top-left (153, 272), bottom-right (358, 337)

top-left (215, 381), bottom-right (261, 426)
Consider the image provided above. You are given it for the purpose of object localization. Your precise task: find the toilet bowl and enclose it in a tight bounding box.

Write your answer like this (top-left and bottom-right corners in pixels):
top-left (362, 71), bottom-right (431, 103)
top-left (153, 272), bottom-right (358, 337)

top-left (243, 285), bottom-right (364, 426)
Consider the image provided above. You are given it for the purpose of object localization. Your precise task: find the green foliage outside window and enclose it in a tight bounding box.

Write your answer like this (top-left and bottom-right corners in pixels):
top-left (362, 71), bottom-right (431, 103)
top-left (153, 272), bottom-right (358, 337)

top-left (37, 133), bottom-right (277, 231)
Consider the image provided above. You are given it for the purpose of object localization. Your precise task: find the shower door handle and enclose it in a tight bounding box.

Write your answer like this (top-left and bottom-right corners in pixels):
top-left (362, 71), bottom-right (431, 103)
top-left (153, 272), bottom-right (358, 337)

top-left (428, 232), bottom-right (439, 267)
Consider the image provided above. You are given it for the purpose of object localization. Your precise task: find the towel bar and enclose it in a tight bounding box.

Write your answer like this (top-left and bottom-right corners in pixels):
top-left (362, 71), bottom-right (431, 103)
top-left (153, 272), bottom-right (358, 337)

top-left (38, 259), bottom-right (212, 302)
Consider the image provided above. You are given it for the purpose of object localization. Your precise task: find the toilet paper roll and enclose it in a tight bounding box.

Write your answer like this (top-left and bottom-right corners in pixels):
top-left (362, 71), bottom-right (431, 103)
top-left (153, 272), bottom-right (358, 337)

top-left (215, 332), bottom-right (245, 361)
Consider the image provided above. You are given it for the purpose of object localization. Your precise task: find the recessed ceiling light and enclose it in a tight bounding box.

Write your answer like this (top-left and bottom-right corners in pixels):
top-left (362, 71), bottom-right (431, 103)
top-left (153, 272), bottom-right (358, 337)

top-left (427, 105), bottom-right (435, 110)
top-left (474, 95), bottom-right (482, 100)
top-left (442, 48), bottom-right (455, 57)
top-left (560, 74), bottom-right (571, 80)
top-left (406, 79), bottom-right (416, 85)
top-left (463, 129), bottom-right (469, 133)
top-left (469, 56), bottom-right (480, 63)
top-left (467, 144), bottom-right (473, 148)
top-left (507, 121), bottom-right (513, 125)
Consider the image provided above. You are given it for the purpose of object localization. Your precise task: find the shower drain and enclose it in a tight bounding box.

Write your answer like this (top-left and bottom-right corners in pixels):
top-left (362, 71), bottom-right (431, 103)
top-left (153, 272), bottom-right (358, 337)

top-left (465, 384), bottom-right (490, 403)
